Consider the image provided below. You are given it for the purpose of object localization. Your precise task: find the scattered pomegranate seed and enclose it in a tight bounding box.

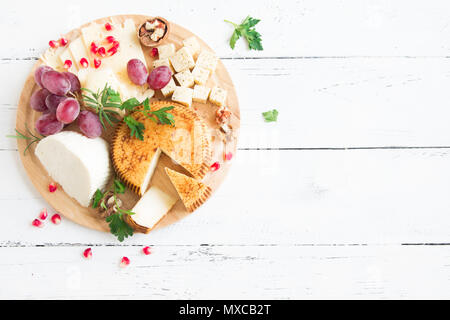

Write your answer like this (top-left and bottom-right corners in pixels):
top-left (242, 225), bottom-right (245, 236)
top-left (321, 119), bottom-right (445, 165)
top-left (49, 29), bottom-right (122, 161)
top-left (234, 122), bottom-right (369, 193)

top-left (48, 182), bottom-right (57, 193)
top-left (97, 47), bottom-right (106, 57)
top-left (111, 41), bottom-right (120, 49)
top-left (63, 59), bottom-right (72, 69)
top-left (59, 37), bottom-right (68, 46)
top-left (142, 246), bottom-right (152, 255)
top-left (210, 162), bottom-right (220, 172)
top-left (80, 58), bottom-right (89, 68)
top-left (224, 152), bottom-right (233, 161)
top-left (94, 58), bottom-right (101, 69)
top-left (105, 23), bottom-right (113, 31)
top-left (106, 36), bottom-right (115, 43)
top-left (32, 219), bottom-right (43, 228)
top-left (107, 46), bottom-right (118, 56)
top-left (150, 48), bottom-right (158, 57)
top-left (90, 42), bottom-right (99, 54)
top-left (120, 256), bottom-right (130, 267)
top-left (51, 213), bottom-right (61, 225)
top-left (83, 248), bottom-right (92, 259)
top-left (38, 208), bottom-right (48, 220)
top-left (49, 40), bottom-right (58, 48)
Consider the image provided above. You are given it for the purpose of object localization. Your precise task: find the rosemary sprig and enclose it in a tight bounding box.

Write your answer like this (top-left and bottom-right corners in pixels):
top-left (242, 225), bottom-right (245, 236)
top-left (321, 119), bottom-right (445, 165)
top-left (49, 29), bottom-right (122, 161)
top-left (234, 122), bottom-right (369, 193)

top-left (6, 124), bottom-right (43, 155)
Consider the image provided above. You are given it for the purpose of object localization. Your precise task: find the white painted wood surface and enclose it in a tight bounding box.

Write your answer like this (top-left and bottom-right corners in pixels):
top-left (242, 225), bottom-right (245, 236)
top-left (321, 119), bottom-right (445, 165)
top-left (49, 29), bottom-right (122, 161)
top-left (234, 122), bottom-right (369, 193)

top-left (2, 0), bottom-right (450, 299)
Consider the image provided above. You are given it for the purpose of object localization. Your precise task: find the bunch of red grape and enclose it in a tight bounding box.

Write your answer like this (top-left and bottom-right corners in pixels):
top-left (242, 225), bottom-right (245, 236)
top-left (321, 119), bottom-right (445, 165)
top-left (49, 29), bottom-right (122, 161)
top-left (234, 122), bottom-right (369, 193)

top-left (31, 66), bottom-right (102, 138)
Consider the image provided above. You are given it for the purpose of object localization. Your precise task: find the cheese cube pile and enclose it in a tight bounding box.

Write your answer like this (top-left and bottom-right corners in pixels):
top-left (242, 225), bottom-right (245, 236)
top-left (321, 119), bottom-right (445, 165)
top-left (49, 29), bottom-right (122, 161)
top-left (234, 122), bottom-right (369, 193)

top-left (193, 85), bottom-right (211, 103)
top-left (153, 58), bottom-right (174, 73)
top-left (174, 70), bottom-right (195, 88)
top-left (172, 86), bottom-right (193, 107)
top-left (170, 47), bottom-right (195, 72)
top-left (209, 86), bottom-right (227, 106)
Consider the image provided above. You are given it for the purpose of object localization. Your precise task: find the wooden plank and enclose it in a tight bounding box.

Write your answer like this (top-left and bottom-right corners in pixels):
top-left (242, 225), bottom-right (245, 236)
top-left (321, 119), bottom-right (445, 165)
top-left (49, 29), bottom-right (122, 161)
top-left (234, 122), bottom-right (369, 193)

top-left (2, 0), bottom-right (450, 59)
top-left (5, 58), bottom-right (450, 149)
top-left (1, 244), bottom-right (449, 299)
top-left (2, 148), bottom-right (450, 245)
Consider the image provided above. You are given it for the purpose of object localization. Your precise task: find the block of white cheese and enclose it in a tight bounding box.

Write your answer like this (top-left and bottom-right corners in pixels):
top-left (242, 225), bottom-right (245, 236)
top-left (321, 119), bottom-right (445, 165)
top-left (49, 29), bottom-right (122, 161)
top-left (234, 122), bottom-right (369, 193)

top-left (130, 185), bottom-right (177, 230)
top-left (35, 131), bottom-right (112, 207)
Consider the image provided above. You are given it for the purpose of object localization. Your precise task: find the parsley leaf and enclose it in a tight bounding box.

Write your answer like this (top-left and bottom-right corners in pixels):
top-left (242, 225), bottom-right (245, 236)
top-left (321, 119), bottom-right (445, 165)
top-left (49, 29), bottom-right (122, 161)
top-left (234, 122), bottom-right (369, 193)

top-left (262, 109), bottom-right (279, 122)
top-left (150, 106), bottom-right (175, 126)
top-left (105, 213), bottom-right (134, 242)
top-left (113, 179), bottom-right (126, 194)
top-left (123, 115), bottom-right (145, 141)
top-left (92, 189), bottom-right (105, 208)
top-left (225, 16), bottom-right (263, 51)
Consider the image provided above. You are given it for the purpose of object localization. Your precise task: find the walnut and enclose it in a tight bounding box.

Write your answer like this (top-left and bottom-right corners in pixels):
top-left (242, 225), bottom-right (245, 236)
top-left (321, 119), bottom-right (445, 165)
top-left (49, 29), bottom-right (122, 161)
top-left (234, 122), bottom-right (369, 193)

top-left (215, 105), bottom-right (232, 126)
top-left (98, 191), bottom-right (123, 218)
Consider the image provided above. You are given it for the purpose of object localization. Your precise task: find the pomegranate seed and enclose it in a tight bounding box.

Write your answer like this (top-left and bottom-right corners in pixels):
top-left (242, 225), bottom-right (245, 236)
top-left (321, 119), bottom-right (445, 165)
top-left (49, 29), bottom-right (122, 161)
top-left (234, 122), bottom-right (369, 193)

top-left (224, 152), bottom-right (233, 161)
top-left (90, 42), bottom-right (98, 54)
top-left (83, 248), bottom-right (92, 259)
top-left (94, 58), bottom-right (101, 69)
top-left (48, 182), bottom-right (57, 192)
top-left (80, 57), bottom-right (89, 68)
top-left (106, 36), bottom-right (115, 43)
top-left (120, 256), bottom-right (130, 268)
top-left (112, 41), bottom-right (120, 49)
top-left (49, 40), bottom-right (58, 48)
top-left (150, 48), bottom-right (158, 57)
top-left (59, 37), bottom-right (68, 46)
top-left (51, 213), bottom-right (61, 225)
top-left (38, 208), bottom-right (48, 220)
top-left (63, 59), bottom-right (72, 69)
top-left (97, 47), bottom-right (106, 57)
top-left (210, 162), bottom-right (220, 172)
top-left (32, 219), bottom-right (43, 228)
top-left (107, 46), bottom-right (118, 56)
top-left (105, 23), bottom-right (113, 31)
top-left (142, 246), bottom-right (152, 255)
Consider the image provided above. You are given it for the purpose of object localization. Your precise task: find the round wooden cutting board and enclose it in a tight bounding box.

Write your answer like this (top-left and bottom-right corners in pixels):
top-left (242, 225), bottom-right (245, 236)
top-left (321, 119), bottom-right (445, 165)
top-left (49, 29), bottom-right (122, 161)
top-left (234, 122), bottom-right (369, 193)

top-left (16, 15), bottom-right (240, 233)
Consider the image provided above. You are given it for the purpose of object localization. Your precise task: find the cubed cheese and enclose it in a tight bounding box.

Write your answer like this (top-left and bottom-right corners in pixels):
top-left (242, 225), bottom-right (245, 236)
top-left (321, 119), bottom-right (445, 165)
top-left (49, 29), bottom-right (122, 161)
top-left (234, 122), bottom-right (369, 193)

top-left (153, 58), bottom-right (174, 73)
top-left (161, 78), bottom-right (177, 97)
top-left (196, 50), bottom-right (218, 73)
top-left (170, 47), bottom-right (195, 73)
top-left (209, 86), bottom-right (227, 106)
top-left (157, 43), bottom-right (176, 59)
top-left (192, 65), bottom-right (210, 85)
top-left (172, 86), bottom-right (193, 107)
top-left (193, 85), bottom-right (211, 104)
top-left (182, 36), bottom-right (201, 56)
top-left (174, 70), bottom-right (195, 88)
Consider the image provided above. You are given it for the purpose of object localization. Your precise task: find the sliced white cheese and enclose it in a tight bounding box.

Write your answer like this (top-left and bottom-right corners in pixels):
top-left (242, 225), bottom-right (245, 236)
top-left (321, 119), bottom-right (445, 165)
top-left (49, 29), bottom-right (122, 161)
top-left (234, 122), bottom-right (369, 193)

top-left (35, 131), bottom-right (111, 207)
top-left (40, 47), bottom-right (65, 70)
top-left (140, 148), bottom-right (161, 194)
top-left (130, 185), bottom-right (177, 230)
top-left (58, 47), bottom-right (78, 73)
top-left (69, 37), bottom-right (91, 69)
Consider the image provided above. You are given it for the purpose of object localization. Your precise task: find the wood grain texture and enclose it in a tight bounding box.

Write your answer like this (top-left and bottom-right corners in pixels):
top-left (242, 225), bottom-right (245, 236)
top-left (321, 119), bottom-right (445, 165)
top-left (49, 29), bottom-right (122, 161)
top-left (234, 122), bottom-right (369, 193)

top-left (15, 14), bottom-right (240, 233)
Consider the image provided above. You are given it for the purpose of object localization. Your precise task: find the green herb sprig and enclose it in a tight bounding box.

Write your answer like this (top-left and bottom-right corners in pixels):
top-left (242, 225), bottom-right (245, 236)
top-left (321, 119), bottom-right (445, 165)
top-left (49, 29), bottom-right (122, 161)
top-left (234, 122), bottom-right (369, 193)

top-left (225, 16), bottom-right (263, 51)
top-left (81, 85), bottom-right (123, 129)
top-left (6, 124), bottom-right (43, 155)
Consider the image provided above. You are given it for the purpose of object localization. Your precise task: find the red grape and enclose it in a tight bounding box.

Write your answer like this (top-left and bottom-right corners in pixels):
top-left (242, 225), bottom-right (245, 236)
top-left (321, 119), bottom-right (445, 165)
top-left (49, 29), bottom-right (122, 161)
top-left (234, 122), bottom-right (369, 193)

top-left (41, 71), bottom-right (71, 95)
top-left (45, 94), bottom-right (67, 114)
top-left (35, 112), bottom-right (64, 136)
top-left (62, 72), bottom-right (81, 93)
top-left (30, 88), bottom-right (50, 112)
top-left (78, 110), bottom-right (102, 138)
top-left (127, 59), bottom-right (149, 85)
top-left (34, 65), bottom-right (53, 88)
top-left (56, 98), bottom-right (80, 124)
top-left (147, 66), bottom-right (172, 90)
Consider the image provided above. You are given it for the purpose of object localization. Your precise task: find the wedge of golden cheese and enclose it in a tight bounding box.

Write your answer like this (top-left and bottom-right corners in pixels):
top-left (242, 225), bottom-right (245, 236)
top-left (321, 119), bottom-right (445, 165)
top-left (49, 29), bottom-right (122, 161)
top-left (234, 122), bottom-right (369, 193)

top-left (112, 101), bottom-right (212, 196)
top-left (165, 167), bottom-right (212, 212)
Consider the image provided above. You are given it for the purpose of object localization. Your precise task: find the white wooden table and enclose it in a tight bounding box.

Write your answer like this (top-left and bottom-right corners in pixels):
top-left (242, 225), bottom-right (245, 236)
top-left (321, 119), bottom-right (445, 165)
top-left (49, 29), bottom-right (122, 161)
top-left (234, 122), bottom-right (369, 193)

top-left (2, 0), bottom-right (450, 299)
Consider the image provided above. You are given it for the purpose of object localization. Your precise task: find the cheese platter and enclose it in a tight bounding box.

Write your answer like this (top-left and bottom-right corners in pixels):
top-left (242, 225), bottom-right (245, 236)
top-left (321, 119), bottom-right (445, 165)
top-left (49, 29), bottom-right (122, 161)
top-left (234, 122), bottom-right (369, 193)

top-left (14, 15), bottom-right (240, 240)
